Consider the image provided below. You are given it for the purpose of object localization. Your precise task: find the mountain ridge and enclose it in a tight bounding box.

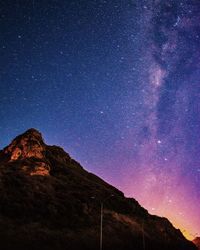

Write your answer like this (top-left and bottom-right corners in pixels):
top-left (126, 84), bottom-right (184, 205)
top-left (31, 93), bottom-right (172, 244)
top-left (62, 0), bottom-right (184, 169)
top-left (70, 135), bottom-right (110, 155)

top-left (0, 129), bottom-right (197, 250)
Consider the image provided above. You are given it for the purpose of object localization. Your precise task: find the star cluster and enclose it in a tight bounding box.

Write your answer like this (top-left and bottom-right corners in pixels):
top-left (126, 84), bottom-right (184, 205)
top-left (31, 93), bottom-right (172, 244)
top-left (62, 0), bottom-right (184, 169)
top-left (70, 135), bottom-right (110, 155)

top-left (0, 0), bottom-right (200, 239)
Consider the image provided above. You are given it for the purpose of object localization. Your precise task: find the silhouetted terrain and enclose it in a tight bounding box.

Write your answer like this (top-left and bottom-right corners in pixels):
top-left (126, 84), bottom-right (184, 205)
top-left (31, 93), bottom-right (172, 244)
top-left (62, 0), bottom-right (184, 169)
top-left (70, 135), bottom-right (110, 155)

top-left (0, 129), bottom-right (197, 250)
top-left (193, 237), bottom-right (200, 250)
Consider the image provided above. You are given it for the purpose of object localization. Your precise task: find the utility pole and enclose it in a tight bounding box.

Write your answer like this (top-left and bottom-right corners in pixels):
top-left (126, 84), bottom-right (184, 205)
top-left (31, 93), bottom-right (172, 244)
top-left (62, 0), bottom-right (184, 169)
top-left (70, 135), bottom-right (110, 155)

top-left (142, 221), bottom-right (145, 250)
top-left (99, 194), bottom-right (114, 250)
top-left (100, 202), bottom-right (103, 250)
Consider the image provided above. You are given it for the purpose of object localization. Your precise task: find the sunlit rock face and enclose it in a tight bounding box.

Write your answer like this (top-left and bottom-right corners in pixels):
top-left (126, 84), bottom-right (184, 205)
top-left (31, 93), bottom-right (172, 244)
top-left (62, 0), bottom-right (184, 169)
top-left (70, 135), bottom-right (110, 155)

top-left (22, 161), bottom-right (50, 176)
top-left (4, 128), bottom-right (45, 160)
top-left (1, 128), bottom-right (50, 176)
top-left (0, 129), bottom-right (72, 177)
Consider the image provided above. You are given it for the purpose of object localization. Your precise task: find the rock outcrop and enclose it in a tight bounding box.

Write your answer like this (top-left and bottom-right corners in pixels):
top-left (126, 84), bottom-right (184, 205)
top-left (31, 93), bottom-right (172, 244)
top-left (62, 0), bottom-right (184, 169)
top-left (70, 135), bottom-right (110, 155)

top-left (4, 129), bottom-right (45, 160)
top-left (0, 128), bottom-right (72, 176)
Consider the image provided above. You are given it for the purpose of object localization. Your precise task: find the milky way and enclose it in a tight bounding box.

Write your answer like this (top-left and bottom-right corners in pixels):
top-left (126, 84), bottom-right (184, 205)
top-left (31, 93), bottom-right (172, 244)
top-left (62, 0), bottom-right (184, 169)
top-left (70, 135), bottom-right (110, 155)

top-left (0, 0), bottom-right (199, 239)
top-left (122, 0), bottom-right (200, 239)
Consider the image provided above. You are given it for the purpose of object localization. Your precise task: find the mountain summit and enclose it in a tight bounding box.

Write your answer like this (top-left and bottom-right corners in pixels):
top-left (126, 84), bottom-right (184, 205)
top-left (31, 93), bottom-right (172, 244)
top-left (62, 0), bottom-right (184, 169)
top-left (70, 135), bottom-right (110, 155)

top-left (4, 128), bottom-right (45, 161)
top-left (0, 129), bottom-right (197, 250)
top-left (1, 128), bottom-right (71, 176)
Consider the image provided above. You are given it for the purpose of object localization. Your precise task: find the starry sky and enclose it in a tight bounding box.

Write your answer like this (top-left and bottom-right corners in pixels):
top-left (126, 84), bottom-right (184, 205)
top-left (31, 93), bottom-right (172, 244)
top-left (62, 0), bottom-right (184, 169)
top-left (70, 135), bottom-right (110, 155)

top-left (0, 0), bottom-right (200, 240)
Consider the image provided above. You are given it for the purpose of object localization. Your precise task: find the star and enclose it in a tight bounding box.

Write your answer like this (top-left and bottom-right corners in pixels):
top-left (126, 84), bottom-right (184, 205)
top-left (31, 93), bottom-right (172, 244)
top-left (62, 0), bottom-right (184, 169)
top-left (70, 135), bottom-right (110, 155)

top-left (0, 0), bottom-right (199, 239)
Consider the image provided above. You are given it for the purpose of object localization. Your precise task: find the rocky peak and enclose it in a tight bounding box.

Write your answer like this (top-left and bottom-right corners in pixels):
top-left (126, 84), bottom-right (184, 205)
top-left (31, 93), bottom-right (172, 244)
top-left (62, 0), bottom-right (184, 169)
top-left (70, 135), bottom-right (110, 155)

top-left (4, 128), bottom-right (46, 161)
top-left (0, 129), bottom-right (73, 177)
top-left (2, 129), bottom-right (50, 176)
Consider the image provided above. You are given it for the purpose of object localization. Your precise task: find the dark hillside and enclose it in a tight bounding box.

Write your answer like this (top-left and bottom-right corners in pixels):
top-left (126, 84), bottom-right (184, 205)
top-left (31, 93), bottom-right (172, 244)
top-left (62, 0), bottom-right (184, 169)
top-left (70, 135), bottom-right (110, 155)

top-left (0, 129), bottom-right (197, 250)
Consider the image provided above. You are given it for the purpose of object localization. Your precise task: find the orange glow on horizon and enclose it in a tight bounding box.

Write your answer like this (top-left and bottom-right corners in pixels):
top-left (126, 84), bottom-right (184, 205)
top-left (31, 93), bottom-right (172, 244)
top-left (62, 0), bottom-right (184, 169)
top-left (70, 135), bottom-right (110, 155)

top-left (119, 166), bottom-right (200, 243)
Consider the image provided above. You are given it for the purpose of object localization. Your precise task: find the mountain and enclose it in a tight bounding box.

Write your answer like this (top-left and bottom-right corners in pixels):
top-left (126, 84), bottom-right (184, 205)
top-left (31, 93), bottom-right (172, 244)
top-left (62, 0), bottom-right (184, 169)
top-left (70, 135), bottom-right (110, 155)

top-left (0, 129), bottom-right (197, 250)
top-left (193, 237), bottom-right (200, 249)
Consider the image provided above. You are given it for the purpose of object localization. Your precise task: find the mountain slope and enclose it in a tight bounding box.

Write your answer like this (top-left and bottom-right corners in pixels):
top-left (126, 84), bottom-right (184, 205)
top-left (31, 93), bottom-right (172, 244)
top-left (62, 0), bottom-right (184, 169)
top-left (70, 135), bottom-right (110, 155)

top-left (0, 129), bottom-right (197, 250)
top-left (193, 237), bottom-right (200, 250)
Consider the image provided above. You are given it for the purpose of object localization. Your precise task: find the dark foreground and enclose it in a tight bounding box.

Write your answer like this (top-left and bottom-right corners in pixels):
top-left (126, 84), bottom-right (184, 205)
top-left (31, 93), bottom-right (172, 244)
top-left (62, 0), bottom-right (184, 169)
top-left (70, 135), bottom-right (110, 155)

top-left (0, 129), bottom-right (197, 250)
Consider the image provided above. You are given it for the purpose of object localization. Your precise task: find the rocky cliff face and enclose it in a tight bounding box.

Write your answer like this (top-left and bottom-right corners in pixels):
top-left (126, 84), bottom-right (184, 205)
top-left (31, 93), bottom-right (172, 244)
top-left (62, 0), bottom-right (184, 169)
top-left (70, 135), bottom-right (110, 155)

top-left (1, 129), bottom-right (50, 176)
top-left (4, 129), bottom-right (45, 160)
top-left (0, 129), bottom-right (197, 250)
top-left (0, 128), bottom-right (71, 176)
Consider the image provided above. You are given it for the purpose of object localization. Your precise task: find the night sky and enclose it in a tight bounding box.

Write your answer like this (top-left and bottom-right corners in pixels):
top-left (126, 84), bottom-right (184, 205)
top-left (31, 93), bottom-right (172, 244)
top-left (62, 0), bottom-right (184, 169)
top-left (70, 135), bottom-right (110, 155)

top-left (0, 0), bottom-right (200, 239)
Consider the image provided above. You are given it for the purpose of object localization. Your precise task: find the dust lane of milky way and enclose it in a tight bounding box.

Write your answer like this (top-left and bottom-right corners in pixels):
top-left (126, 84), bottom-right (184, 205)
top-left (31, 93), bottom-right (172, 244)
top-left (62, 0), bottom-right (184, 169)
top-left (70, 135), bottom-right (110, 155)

top-left (0, 0), bottom-right (200, 240)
